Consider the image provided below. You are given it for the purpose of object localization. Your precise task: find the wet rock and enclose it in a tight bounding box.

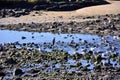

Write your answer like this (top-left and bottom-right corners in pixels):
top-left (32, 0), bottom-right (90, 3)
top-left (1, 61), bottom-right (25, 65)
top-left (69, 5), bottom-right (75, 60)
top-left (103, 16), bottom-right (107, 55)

top-left (81, 67), bottom-right (90, 71)
top-left (86, 27), bottom-right (93, 30)
top-left (0, 72), bottom-right (5, 77)
top-left (0, 77), bottom-right (3, 80)
top-left (95, 55), bottom-right (103, 63)
top-left (21, 36), bottom-right (26, 40)
top-left (0, 66), bottom-right (4, 71)
top-left (33, 5), bottom-right (40, 10)
top-left (88, 50), bottom-right (93, 55)
top-left (15, 78), bottom-right (22, 80)
top-left (93, 64), bottom-right (101, 72)
top-left (76, 62), bottom-right (82, 67)
top-left (27, 69), bottom-right (40, 74)
top-left (14, 14), bottom-right (21, 17)
top-left (102, 75), bottom-right (110, 80)
top-left (5, 58), bottom-right (17, 64)
top-left (0, 9), bottom-right (30, 18)
top-left (96, 19), bottom-right (101, 23)
top-left (67, 71), bottom-right (75, 75)
top-left (13, 68), bottom-right (24, 76)
top-left (0, 47), bottom-right (3, 51)
top-left (68, 27), bottom-right (73, 33)
top-left (32, 36), bottom-right (34, 39)
top-left (115, 68), bottom-right (120, 72)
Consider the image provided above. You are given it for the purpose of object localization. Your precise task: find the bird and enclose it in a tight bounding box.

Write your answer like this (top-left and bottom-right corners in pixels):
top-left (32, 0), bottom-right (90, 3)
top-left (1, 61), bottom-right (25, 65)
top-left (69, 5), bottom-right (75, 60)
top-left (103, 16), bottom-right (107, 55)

top-left (52, 37), bottom-right (56, 45)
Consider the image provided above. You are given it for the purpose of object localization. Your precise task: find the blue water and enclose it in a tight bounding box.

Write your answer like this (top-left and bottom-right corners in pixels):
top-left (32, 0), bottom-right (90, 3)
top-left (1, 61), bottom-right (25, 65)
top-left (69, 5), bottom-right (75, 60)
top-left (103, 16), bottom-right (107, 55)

top-left (0, 29), bottom-right (119, 56)
top-left (1, 30), bottom-right (120, 79)
top-left (0, 30), bottom-right (100, 43)
top-left (0, 30), bottom-right (120, 54)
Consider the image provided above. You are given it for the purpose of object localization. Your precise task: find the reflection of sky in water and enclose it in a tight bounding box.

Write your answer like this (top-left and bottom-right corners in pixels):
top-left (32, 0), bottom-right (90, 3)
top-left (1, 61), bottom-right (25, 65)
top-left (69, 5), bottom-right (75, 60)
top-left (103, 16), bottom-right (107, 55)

top-left (0, 30), bottom-right (100, 43)
top-left (1, 30), bottom-right (120, 79)
top-left (0, 30), bottom-right (120, 55)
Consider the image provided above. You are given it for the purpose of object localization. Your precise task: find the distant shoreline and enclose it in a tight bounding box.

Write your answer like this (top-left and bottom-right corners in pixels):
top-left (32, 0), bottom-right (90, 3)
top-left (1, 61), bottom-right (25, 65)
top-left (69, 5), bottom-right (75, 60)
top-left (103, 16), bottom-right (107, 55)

top-left (0, 1), bottom-right (109, 11)
top-left (0, 13), bottom-right (120, 36)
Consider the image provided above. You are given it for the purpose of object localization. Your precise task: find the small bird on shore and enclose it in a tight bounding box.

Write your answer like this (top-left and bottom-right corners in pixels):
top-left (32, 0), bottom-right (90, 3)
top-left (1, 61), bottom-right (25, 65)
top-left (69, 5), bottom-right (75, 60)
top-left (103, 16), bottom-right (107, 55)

top-left (52, 37), bottom-right (56, 45)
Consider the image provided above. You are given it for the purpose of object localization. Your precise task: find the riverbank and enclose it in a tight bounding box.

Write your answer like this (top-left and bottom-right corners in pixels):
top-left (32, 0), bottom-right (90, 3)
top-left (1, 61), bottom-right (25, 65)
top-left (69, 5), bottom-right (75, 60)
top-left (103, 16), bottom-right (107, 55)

top-left (0, 40), bottom-right (120, 80)
top-left (0, 0), bottom-right (120, 36)
top-left (0, 13), bottom-right (120, 36)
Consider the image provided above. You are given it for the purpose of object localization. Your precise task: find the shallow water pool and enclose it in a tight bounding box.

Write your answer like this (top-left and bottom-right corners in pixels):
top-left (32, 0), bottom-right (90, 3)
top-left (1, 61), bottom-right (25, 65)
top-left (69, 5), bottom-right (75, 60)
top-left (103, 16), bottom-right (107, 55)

top-left (0, 30), bottom-right (120, 55)
top-left (1, 30), bottom-right (120, 79)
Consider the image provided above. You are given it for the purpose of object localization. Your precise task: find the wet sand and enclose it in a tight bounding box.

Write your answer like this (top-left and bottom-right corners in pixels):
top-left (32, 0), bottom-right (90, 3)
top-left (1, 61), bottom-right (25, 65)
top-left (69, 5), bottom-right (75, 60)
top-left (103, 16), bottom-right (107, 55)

top-left (0, 0), bottom-right (120, 25)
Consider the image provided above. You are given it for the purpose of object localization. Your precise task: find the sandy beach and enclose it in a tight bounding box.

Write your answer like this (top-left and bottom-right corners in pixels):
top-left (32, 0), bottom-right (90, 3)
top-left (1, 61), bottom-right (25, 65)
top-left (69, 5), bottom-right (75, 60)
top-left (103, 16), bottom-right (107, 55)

top-left (0, 0), bottom-right (120, 25)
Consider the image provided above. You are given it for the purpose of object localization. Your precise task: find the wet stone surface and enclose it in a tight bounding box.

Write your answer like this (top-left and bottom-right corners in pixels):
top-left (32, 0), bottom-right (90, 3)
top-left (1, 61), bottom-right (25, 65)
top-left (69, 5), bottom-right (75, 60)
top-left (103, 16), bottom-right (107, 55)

top-left (0, 30), bottom-right (120, 79)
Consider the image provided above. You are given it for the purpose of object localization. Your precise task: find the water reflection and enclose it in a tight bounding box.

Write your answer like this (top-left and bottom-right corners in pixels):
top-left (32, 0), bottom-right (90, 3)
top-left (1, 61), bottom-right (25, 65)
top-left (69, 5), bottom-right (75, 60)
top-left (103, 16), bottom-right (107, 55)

top-left (0, 30), bottom-right (120, 55)
top-left (1, 30), bottom-right (120, 79)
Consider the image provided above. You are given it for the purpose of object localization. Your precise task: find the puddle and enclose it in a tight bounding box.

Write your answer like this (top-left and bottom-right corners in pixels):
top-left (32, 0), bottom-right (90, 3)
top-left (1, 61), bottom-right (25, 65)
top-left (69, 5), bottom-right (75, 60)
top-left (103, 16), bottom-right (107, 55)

top-left (0, 30), bottom-right (120, 79)
top-left (0, 30), bottom-right (100, 43)
top-left (0, 30), bottom-right (120, 54)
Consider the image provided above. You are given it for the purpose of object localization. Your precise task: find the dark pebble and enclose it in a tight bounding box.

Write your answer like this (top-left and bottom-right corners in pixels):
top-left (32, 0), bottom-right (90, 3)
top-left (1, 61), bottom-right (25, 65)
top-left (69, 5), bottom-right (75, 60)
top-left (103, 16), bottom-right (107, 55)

top-left (5, 58), bottom-right (17, 64)
top-left (13, 68), bottom-right (24, 76)
top-left (15, 78), bottom-right (22, 80)
top-left (0, 72), bottom-right (5, 76)
top-left (21, 36), bottom-right (26, 40)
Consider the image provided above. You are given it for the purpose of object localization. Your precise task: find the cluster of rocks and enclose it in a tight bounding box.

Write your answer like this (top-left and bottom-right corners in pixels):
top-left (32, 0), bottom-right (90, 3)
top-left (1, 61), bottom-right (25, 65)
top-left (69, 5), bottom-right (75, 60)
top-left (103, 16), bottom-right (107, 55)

top-left (32, 0), bottom-right (109, 11)
top-left (0, 14), bottom-right (120, 35)
top-left (0, 42), bottom-right (120, 79)
top-left (0, 0), bottom-right (109, 18)
top-left (0, 9), bottom-right (30, 18)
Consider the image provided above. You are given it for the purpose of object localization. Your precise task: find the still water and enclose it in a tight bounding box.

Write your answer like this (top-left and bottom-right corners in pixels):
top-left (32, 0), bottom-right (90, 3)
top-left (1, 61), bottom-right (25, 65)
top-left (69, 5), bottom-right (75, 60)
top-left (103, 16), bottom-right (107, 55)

top-left (0, 30), bottom-right (120, 54)
top-left (0, 30), bottom-right (120, 79)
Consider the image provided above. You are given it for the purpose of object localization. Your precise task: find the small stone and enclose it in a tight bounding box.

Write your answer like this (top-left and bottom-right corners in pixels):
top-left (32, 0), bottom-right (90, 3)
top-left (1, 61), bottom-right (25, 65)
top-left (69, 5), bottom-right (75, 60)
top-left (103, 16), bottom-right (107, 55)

top-left (13, 68), bottom-right (24, 76)
top-left (15, 78), bottom-right (22, 80)
top-left (32, 36), bottom-right (34, 39)
top-left (5, 58), bottom-right (17, 64)
top-left (21, 36), bottom-right (26, 40)
top-left (68, 27), bottom-right (73, 32)
top-left (81, 67), bottom-right (89, 71)
top-left (103, 75), bottom-right (109, 80)
top-left (0, 77), bottom-right (2, 80)
top-left (96, 19), bottom-right (101, 23)
top-left (85, 27), bottom-right (94, 30)
top-left (0, 72), bottom-right (5, 76)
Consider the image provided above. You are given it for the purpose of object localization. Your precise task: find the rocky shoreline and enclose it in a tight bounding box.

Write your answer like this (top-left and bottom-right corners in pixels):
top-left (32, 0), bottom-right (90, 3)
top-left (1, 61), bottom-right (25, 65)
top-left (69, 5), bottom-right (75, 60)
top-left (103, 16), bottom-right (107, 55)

top-left (0, 0), bottom-right (109, 18)
top-left (0, 13), bottom-right (120, 36)
top-left (0, 2), bottom-right (120, 79)
top-left (0, 42), bottom-right (120, 80)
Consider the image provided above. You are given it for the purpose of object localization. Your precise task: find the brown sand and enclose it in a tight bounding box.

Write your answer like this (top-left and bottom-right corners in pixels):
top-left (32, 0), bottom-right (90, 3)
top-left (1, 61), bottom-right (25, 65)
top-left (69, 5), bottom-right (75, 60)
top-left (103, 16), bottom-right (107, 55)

top-left (76, 0), bottom-right (120, 16)
top-left (0, 0), bottom-right (120, 25)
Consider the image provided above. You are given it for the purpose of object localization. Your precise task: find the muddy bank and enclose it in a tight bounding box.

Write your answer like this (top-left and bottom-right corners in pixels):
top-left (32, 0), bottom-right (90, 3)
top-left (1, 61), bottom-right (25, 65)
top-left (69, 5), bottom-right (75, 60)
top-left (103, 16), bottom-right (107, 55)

top-left (0, 14), bottom-right (120, 36)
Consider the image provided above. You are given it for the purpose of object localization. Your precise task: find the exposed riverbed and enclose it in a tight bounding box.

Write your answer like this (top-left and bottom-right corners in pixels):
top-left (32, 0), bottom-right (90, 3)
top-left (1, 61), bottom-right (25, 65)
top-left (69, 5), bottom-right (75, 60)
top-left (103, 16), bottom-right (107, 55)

top-left (0, 30), bottom-right (120, 79)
